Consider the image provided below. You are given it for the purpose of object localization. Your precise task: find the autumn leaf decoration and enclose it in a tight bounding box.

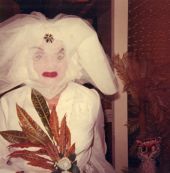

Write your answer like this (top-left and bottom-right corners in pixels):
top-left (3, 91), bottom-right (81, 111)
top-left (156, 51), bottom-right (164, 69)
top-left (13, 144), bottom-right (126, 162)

top-left (0, 89), bottom-right (80, 173)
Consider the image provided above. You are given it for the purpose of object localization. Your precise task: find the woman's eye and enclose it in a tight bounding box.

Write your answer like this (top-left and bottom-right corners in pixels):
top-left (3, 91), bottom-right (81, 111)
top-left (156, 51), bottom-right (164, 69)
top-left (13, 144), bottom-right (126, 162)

top-left (34, 54), bottom-right (42, 61)
top-left (36, 55), bottom-right (42, 59)
top-left (57, 53), bottom-right (64, 60)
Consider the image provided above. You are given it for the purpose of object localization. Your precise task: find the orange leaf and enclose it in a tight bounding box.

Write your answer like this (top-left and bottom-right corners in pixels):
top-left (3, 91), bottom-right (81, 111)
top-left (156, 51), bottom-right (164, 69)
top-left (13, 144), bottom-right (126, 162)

top-left (65, 126), bottom-right (71, 151)
top-left (66, 143), bottom-right (75, 157)
top-left (59, 115), bottom-right (71, 155)
top-left (27, 161), bottom-right (54, 171)
top-left (10, 150), bottom-right (53, 170)
top-left (45, 142), bottom-right (60, 161)
top-left (9, 142), bottom-right (43, 149)
top-left (32, 148), bottom-right (48, 155)
top-left (9, 150), bottom-right (52, 163)
top-left (49, 106), bottom-right (59, 144)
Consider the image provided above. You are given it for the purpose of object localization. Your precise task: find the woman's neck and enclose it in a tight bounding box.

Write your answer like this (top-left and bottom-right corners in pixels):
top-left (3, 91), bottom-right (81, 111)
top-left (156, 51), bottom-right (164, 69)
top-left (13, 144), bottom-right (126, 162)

top-left (45, 83), bottom-right (68, 110)
top-left (46, 95), bottom-right (60, 110)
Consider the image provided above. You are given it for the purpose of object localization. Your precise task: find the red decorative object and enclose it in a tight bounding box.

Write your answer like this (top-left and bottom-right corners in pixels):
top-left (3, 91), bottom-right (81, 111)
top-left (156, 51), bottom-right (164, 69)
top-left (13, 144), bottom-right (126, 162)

top-left (136, 138), bottom-right (161, 173)
top-left (0, 89), bottom-right (80, 173)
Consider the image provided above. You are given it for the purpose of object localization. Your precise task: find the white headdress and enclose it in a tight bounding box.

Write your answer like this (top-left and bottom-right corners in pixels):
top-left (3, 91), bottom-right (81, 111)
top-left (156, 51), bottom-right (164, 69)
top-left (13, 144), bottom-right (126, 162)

top-left (0, 12), bottom-right (117, 98)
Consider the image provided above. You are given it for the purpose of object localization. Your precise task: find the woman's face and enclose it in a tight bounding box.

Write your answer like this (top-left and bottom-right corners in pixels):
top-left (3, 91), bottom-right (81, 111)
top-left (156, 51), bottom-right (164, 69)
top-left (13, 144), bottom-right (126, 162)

top-left (32, 41), bottom-right (67, 86)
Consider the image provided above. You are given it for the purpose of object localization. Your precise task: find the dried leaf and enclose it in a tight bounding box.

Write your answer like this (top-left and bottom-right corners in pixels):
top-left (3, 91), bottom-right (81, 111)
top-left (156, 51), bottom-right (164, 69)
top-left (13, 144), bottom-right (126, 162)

top-left (16, 104), bottom-right (50, 145)
top-left (49, 106), bottom-right (59, 144)
top-left (45, 142), bottom-right (59, 161)
top-left (10, 142), bottom-right (60, 162)
top-left (68, 143), bottom-right (75, 154)
top-left (32, 148), bottom-right (48, 155)
top-left (113, 54), bottom-right (129, 85)
top-left (0, 130), bottom-right (27, 143)
top-left (9, 150), bottom-right (52, 162)
top-left (65, 126), bottom-right (71, 150)
top-left (27, 160), bottom-right (54, 171)
top-left (9, 142), bottom-right (43, 149)
top-left (9, 150), bottom-right (53, 170)
top-left (31, 89), bottom-right (52, 138)
top-left (66, 143), bottom-right (75, 157)
top-left (59, 115), bottom-right (71, 155)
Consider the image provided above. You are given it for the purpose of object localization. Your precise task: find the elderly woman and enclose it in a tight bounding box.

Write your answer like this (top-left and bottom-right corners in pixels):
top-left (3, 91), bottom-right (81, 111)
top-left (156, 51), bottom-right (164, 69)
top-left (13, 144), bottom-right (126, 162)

top-left (0, 12), bottom-right (117, 173)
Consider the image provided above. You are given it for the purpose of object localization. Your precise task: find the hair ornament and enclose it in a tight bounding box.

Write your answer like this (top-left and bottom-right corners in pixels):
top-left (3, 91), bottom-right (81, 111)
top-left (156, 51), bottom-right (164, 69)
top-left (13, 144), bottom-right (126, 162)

top-left (44, 33), bottom-right (54, 43)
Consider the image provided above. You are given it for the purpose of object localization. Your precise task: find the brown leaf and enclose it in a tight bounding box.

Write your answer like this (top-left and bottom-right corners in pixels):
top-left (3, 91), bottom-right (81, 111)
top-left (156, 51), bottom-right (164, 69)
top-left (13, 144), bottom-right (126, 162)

top-left (16, 104), bottom-right (50, 145)
top-left (59, 115), bottom-right (71, 155)
top-left (27, 160), bottom-right (54, 171)
top-left (65, 126), bottom-right (71, 150)
top-left (9, 150), bottom-right (53, 170)
top-left (31, 89), bottom-right (52, 138)
top-left (113, 54), bottom-right (130, 87)
top-left (0, 130), bottom-right (27, 143)
top-left (49, 106), bottom-right (59, 144)
top-left (9, 142), bottom-right (43, 149)
top-left (9, 150), bottom-right (52, 162)
top-left (66, 143), bottom-right (75, 157)
top-left (45, 142), bottom-right (60, 161)
top-left (32, 148), bottom-right (48, 155)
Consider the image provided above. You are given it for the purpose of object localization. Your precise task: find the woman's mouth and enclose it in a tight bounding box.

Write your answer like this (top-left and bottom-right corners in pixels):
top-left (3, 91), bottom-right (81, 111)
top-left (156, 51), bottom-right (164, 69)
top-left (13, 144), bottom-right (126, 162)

top-left (42, 71), bottom-right (58, 78)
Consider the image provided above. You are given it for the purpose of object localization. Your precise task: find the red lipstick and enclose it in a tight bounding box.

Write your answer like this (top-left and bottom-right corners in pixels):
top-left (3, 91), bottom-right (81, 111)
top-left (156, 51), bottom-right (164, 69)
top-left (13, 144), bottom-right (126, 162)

top-left (42, 71), bottom-right (58, 78)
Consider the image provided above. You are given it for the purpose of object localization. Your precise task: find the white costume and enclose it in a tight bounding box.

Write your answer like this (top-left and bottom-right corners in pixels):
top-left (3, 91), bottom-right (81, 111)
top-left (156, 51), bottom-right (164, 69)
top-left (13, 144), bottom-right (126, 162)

top-left (0, 12), bottom-right (117, 173)
top-left (0, 83), bottom-right (115, 173)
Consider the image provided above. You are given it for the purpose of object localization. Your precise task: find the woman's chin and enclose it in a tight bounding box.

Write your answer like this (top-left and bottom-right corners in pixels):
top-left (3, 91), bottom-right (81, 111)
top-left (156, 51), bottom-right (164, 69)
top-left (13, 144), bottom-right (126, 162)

top-left (40, 78), bottom-right (57, 85)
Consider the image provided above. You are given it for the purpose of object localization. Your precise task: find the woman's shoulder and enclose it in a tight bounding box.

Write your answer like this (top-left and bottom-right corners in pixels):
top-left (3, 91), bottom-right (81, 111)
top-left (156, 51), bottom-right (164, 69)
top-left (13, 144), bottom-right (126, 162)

top-left (67, 82), bottom-right (101, 120)
top-left (0, 85), bottom-right (30, 101)
top-left (68, 82), bottom-right (100, 103)
top-left (0, 86), bottom-right (31, 112)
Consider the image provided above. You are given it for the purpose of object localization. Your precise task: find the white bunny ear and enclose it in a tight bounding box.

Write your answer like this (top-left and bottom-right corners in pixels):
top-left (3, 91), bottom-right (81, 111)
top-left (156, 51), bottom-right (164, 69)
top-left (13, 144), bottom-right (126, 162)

top-left (77, 33), bottom-right (117, 95)
top-left (57, 16), bottom-right (117, 95)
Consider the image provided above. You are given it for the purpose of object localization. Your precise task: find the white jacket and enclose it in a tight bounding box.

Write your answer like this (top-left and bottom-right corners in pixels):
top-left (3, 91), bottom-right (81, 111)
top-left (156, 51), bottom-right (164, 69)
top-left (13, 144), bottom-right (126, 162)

top-left (0, 82), bottom-right (115, 173)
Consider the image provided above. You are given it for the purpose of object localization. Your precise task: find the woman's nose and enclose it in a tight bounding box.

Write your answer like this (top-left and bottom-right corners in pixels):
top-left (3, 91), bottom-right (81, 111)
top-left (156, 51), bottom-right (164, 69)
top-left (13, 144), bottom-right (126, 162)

top-left (46, 56), bottom-right (57, 69)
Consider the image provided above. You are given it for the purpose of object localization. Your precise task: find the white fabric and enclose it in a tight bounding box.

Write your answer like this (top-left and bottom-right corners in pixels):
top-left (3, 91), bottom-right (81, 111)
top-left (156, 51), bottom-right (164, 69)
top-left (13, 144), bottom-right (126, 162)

top-left (0, 83), bottom-right (115, 173)
top-left (0, 12), bottom-right (117, 98)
